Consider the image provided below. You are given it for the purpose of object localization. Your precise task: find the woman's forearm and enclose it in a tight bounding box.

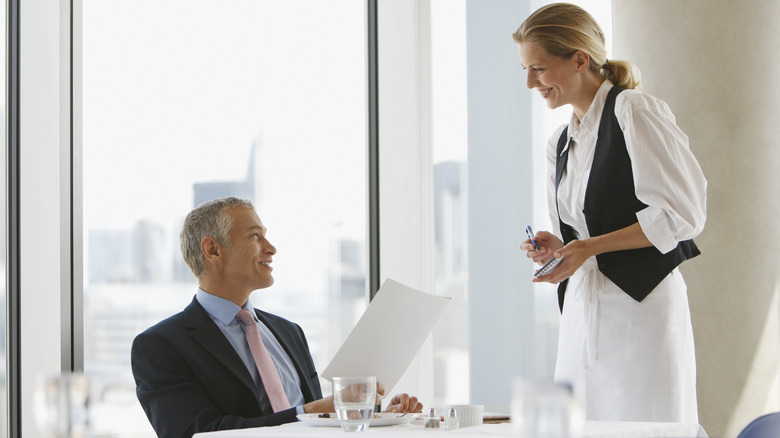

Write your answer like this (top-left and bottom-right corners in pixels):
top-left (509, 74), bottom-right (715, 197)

top-left (580, 222), bottom-right (653, 258)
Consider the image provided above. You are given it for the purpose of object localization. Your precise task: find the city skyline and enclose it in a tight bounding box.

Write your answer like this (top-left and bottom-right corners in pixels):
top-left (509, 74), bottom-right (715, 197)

top-left (83, 157), bottom-right (469, 408)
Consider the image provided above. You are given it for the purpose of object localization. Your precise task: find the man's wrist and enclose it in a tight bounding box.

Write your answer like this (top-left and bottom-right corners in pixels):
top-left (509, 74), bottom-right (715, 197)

top-left (303, 397), bottom-right (333, 414)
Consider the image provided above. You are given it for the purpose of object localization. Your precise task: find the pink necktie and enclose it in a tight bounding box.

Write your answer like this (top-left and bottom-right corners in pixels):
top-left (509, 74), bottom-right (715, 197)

top-left (236, 309), bottom-right (292, 412)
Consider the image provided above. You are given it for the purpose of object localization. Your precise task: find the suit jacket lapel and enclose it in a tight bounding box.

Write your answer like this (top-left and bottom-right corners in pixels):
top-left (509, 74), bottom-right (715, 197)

top-left (183, 298), bottom-right (257, 393)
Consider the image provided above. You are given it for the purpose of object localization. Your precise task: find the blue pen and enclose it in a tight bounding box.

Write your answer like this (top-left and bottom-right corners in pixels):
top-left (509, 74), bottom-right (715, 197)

top-left (525, 226), bottom-right (540, 251)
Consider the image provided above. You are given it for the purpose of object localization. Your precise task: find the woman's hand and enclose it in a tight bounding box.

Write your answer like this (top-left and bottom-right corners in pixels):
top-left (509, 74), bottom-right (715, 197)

top-left (521, 230), bottom-right (563, 265)
top-left (529, 223), bottom-right (654, 284)
top-left (533, 223), bottom-right (653, 284)
top-left (532, 238), bottom-right (593, 284)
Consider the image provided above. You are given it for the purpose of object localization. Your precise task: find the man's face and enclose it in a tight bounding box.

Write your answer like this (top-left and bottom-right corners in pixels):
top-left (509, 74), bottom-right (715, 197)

top-left (220, 207), bottom-right (277, 292)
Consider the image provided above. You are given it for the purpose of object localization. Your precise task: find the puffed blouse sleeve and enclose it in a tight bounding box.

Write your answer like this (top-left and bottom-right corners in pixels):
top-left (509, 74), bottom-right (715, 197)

top-left (615, 91), bottom-right (707, 254)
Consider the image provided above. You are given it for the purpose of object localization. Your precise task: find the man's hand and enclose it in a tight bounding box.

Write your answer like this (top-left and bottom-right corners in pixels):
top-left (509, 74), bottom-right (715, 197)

top-left (382, 393), bottom-right (423, 413)
top-left (304, 384), bottom-right (422, 415)
top-left (376, 382), bottom-right (386, 405)
top-left (303, 396), bottom-right (334, 414)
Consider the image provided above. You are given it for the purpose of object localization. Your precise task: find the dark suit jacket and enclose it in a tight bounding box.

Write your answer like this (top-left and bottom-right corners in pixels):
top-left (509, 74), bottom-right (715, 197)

top-left (131, 297), bottom-right (323, 438)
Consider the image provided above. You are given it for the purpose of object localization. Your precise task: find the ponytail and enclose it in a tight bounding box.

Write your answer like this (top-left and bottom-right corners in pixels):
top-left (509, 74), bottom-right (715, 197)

top-left (601, 60), bottom-right (641, 89)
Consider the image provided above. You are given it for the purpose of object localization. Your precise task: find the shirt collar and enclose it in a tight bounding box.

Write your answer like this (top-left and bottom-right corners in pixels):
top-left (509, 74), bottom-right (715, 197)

top-left (568, 80), bottom-right (614, 142)
top-left (196, 288), bottom-right (257, 326)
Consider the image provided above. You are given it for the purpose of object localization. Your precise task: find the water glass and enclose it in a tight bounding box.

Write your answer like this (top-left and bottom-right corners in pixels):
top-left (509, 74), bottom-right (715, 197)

top-left (511, 379), bottom-right (583, 438)
top-left (332, 376), bottom-right (376, 432)
top-left (33, 373), bottom-right (91, 438)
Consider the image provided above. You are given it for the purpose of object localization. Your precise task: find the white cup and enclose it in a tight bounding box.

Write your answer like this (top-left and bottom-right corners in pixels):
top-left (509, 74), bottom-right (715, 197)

top-left (445, 404), bottom-right (484, 428)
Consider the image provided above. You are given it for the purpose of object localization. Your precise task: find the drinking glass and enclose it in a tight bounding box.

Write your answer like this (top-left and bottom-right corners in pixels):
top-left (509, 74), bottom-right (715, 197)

top-left (33, 373), bottom-right (91, 438)
top-left (511, 379), bottom-right (584, 438)
top-left (332, 376), bottom-right (376, 432)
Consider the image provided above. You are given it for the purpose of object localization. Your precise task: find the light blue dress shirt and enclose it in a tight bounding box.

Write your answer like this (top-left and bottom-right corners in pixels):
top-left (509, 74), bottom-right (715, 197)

top-left (196, 289), bottom-right (306, 414)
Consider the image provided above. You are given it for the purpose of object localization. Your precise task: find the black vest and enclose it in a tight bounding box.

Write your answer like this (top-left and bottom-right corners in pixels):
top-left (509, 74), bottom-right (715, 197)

top-left (554, 86), bottom-right (700, 312)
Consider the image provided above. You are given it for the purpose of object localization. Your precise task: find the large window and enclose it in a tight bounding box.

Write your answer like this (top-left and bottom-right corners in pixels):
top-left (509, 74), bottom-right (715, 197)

top-left (81, 1), bottom-right (367, 435)
top-left (79, 0), bottom-right (612, 433)
top-left (428, 0), bottom-right (611, 411)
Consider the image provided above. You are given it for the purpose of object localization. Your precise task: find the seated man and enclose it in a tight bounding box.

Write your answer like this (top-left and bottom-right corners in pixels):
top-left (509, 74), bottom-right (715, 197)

top-left (132, 197), bottom-right (422, 438)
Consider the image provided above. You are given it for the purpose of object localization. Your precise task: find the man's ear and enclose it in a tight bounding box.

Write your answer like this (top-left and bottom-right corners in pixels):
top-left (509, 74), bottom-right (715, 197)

top-left (201, 236), bottom-right (221, 264)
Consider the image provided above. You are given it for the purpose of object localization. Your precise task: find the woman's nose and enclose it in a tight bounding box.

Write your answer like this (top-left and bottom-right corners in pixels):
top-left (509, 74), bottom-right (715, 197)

top-left (526, 72), bottom-right (537, 89)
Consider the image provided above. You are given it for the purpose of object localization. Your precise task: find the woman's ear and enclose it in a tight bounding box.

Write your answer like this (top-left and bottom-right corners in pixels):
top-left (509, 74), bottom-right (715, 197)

top-left (573, 50), bottom-right (591, 72)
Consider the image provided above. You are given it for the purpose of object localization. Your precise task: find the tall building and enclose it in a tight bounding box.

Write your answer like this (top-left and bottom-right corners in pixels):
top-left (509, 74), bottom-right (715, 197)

top-left (192, 139), bottom-right (257, 207)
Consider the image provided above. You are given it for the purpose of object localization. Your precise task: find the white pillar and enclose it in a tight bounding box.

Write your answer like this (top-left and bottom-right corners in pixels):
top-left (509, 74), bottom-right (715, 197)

top-left (613, 2), bottom-right (780, 437)
top-left (466, 0), bottom-right (538, 412)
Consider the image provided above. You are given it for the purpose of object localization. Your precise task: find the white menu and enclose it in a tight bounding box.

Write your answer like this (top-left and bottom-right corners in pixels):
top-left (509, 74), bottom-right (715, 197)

top-left (321, 278), bottom-right (451, 394)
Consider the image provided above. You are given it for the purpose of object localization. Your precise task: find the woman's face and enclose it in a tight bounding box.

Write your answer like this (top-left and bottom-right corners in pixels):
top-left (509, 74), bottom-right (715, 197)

top-left (517, 42), bottom-right (580, 111)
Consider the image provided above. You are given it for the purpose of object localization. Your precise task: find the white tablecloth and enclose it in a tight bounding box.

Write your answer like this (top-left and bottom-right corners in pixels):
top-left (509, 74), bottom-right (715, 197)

top-left (194, 420), bottom-right (707, 438)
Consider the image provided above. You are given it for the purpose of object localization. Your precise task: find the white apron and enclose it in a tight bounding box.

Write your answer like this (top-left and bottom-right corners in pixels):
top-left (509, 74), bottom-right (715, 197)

top-left (553, 261), bottom-right (698, 423)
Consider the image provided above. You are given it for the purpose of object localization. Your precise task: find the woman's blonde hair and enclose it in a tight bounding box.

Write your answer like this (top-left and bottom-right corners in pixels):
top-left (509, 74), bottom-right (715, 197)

top-left (512, 2), bottom-right (640, 89)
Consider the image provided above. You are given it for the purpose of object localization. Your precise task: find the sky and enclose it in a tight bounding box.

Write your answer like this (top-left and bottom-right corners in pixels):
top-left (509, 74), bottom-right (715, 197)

top-left (82, 0), bottom-right (368, 292)
top-left (82, 0), bottom-right (366, 229)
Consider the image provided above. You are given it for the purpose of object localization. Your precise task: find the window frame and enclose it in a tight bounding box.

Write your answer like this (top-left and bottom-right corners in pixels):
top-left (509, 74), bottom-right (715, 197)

top-left (7, 0), bottom-right (22, 434)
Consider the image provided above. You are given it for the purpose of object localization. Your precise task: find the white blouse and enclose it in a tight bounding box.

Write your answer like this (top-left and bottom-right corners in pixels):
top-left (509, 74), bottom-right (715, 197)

top-left (545, 80), bottom-right (707, 251)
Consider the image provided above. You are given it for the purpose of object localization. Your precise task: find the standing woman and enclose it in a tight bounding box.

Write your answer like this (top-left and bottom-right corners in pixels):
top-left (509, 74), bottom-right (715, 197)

top-left (514, 3), bottom-right (706, 423)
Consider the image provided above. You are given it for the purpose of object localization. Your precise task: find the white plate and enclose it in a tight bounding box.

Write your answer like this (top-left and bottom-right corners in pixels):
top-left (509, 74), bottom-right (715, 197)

top-left (297, 413), bottom-right (420, 427)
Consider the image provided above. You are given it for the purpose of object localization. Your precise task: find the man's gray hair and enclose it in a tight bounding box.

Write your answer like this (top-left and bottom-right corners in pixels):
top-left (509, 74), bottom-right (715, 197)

top-left (180, 197), bottom-right (255, 277)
